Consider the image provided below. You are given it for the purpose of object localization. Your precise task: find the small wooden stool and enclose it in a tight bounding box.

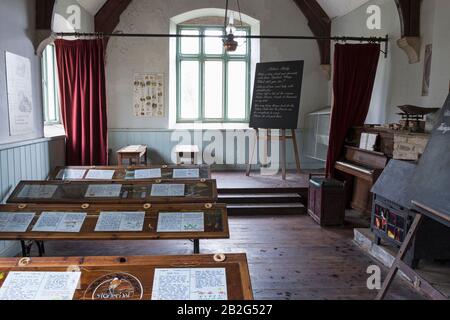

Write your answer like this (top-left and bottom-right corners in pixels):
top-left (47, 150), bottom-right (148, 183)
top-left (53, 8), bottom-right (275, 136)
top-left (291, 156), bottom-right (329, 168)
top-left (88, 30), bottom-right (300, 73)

top-left (175, 145), bottom-right (200, 164)
top-left (117, 145), bottom-right (148, 165)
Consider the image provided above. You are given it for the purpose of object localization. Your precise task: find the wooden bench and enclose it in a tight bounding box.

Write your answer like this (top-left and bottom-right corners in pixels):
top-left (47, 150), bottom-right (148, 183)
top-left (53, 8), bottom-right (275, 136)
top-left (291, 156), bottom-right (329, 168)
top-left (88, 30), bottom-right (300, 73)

top-left (0, 203), bottom-right (228, 256)
top-left (175, 145), bottom-right (200, 164)
top-left (117, 145), bottom-right (148, 165)
top-left (0, 254), bottom-right (253, 300)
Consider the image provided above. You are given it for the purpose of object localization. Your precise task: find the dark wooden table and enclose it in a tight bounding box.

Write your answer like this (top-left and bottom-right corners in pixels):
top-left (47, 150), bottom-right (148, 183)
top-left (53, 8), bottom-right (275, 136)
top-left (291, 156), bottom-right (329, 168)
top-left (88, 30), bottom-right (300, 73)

top-left (7, 179), bottom-right (218, 205)
top-left (49, 165), bottom-right (211, 180)
top-left (0, 254), bottom-right (253, 300)
top-left (0, 203), bottom-right (228, 256)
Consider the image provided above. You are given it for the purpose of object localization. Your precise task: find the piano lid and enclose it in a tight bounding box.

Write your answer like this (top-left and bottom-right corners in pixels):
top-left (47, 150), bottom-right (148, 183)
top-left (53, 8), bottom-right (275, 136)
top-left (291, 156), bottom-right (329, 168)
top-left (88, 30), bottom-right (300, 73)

top-left (371, 160), bottom-right (416, 209)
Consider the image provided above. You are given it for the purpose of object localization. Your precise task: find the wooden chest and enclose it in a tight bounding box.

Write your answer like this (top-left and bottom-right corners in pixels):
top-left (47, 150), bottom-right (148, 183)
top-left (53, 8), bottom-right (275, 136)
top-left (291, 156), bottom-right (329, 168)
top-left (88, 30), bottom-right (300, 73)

top-left (308, 176), bottom-right (346, 226)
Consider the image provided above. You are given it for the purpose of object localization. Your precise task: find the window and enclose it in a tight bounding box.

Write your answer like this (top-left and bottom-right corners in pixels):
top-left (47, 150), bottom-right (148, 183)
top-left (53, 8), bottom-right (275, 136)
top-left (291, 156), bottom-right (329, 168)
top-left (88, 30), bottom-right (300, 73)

top-left (176, 25), bottom-right (251, 123)
top-left (41, 44), bottom-right (60, 124)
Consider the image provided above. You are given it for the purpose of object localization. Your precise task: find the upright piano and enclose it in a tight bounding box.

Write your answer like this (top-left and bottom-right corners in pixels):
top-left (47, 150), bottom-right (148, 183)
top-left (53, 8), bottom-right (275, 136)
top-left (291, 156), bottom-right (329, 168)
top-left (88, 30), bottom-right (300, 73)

top-left (334, 127), bottom-right (393, 214)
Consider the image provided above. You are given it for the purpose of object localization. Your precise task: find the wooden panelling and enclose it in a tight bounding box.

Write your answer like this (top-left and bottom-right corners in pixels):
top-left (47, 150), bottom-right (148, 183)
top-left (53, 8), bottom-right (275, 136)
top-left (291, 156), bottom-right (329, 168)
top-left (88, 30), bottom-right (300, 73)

top-left (0, 138), bottom-right (65, 256)
top-left (108, 129), bottom-right (322, 170)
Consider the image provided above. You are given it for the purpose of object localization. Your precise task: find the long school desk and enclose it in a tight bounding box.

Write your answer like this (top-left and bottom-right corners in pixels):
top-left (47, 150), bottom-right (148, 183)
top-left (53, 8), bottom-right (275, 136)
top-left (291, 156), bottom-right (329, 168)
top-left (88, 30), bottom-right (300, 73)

top-left (49, 164), bottom-right (211, 180)
top-left (0, 254), bottom-right (253, 300)
top-left (0, 203), bottom-right (228, 256)
top-left (6, 179), bottom-right (217, 204)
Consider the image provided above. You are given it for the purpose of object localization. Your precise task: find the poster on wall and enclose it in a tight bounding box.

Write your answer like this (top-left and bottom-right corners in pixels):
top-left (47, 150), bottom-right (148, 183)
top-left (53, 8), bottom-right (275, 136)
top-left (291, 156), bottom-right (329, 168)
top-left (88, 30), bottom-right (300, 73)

top-left (422, 44), bottom-right (432, 97)
top-left (133, 73), bottom-right (164, 117)
top-left (5, 52), bottom-right (34, 136)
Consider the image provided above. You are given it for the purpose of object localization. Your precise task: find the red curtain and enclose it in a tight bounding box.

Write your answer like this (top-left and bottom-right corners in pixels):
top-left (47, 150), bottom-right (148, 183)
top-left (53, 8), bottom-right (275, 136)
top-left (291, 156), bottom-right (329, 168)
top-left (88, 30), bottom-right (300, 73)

top-left (326, 43), bottom-right (380, 177)
top-left (55, 39), bottom-right (108, 166)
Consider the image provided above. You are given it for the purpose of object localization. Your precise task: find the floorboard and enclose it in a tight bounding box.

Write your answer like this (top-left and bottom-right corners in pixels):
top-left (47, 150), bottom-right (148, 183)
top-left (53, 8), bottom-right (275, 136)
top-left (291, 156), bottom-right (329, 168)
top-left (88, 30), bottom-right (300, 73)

top-left (37, 214), bottom-right (424, 300)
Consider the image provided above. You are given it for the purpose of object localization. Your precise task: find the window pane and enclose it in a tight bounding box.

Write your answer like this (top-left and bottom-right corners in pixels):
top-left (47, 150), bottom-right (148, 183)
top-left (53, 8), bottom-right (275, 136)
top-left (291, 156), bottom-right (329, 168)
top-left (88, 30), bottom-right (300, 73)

top-left (180, 29), bottom-right (199, 54)
top-left (227, 61), bottom-right (247, 119)
top-left (46, 46), bottom-right (56, 121)
top-left (204, 61), bottom-right (223, 119)
top-left (180, 60), bottom-right (199, 119)
top-left (228, 30), bottom-right (247, 55)
top-left (204, 29), bottom-right (223, 55)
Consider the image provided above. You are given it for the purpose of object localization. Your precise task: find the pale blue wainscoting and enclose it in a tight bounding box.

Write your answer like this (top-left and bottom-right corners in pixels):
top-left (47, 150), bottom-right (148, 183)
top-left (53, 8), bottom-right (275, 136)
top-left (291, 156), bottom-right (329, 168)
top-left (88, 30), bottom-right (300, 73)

top-left (108, 129), bottom-right (324, 170)
top-left (0, 136), bottom-right (65, 256)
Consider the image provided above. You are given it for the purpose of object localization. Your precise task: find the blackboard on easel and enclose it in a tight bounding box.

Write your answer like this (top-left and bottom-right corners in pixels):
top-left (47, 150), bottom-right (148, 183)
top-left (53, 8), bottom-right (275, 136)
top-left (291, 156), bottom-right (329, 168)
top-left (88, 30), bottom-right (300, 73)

top-left (247, 61), bottom-right (304, 179)
top-left (408, 93), bottom-right (450, 227)
top-left (249, 61), bottom-right (304, 129)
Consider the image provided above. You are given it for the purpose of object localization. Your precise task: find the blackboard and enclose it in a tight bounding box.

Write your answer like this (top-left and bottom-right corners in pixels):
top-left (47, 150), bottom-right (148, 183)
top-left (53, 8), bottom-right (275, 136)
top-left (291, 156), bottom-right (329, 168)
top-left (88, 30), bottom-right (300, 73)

top-left (408, 93), bottom-right (450, 226)
top-left (249, 61), bottom-right (304, 129)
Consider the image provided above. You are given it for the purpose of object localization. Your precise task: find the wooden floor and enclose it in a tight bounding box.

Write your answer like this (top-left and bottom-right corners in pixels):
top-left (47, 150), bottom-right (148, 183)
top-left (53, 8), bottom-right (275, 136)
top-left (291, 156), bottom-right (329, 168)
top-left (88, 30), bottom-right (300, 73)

top-left (36, 213), bottom-right (423, 300)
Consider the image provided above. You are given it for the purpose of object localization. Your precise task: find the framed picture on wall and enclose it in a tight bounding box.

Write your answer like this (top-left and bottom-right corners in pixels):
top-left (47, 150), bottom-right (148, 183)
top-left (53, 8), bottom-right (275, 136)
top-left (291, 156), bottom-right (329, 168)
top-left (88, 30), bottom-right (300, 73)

top-left (5, 51), bottom-right (35, 136)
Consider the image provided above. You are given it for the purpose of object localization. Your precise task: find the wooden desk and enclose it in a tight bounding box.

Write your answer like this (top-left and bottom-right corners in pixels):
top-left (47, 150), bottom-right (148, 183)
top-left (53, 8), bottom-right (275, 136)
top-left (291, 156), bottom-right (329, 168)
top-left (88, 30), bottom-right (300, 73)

top-left (117, 145), bottom-right (147, 165)
top-left (49, 165), bottom-right (211, 180)
top-left (0, 254), bottom-right (254, 300)
top-left (0, 203), bottom-right (228, 256)
top-left (7, 180), bottom-right (218, 205)
top-left (175, 145), bottom-right (200, 164)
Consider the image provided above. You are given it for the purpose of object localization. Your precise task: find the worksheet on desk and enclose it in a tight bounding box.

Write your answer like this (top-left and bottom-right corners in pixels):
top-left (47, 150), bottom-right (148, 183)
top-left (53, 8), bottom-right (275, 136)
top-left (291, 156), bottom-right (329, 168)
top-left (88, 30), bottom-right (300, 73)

top-left (150, 184), bottom-right (185, 197)
top-left (56, 169), bottom-right (86, 180)
top-left (157, 212), bottom-right (204, 232)
top-left (85, 169), bottom-right (115, 180)
top-left (17, 185), bottom-right (58, 199)
top-left (95, 211), bottom-right (145, 232)
top-left (152, 268), bottom-right (227, 300)
top-left (134, 168), bottom-right (162, 179)
top-left (0, 272), bottom-right (81, 300)
top-left (32, 212), bottom-right (87, 233)
top-left (172, 168), bottom-right (200, 179)
top-left (85, 184), bottom-right (122, 198)
top-left (0, 212), bottom-right (35, 232)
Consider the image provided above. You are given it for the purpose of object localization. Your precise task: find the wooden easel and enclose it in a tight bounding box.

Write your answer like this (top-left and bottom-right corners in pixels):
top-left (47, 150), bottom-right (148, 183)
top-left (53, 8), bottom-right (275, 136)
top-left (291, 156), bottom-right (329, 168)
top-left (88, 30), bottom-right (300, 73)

top-left (246, 128), bottom-right (301, 180)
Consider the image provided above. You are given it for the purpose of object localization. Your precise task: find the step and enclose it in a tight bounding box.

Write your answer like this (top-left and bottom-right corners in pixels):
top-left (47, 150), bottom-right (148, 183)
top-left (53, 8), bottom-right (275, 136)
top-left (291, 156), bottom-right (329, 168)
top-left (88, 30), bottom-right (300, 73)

top-left (226, 202), bottom-right (306, 216)
top-left (218, 193), bottom-right (302, 204)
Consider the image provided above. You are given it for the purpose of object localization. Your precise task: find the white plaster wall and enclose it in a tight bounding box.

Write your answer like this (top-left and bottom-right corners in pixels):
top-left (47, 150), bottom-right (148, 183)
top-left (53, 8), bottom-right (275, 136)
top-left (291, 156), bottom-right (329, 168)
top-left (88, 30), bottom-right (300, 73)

top-left (332, 0), bottom-right (449, 124)
top-left (105, 0), bottom-right (329, 130)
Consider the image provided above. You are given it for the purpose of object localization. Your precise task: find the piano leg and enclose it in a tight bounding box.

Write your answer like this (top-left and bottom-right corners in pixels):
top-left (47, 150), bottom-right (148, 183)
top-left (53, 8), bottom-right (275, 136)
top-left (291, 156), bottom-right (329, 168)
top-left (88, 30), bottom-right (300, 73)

top-left (351, 177), bottom-right (373, 215)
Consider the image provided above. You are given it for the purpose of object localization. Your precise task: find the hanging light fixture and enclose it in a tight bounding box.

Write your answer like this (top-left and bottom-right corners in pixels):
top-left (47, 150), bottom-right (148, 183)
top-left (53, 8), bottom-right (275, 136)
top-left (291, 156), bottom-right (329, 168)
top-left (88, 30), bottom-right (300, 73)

top-left (223, 0), bottom-right (242, 52)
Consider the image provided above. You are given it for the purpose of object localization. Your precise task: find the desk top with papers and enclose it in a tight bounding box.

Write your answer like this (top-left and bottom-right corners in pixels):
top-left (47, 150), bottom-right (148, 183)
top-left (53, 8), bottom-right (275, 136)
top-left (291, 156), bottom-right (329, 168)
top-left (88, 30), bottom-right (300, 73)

top-left (7, 179), bottom-right (217, 204)
top-left (0, 203), bottom-right (228, 241)
top-left (0, 254), bottom-right (253, 300)
top-left (49, 165), bottom-right (211, 181)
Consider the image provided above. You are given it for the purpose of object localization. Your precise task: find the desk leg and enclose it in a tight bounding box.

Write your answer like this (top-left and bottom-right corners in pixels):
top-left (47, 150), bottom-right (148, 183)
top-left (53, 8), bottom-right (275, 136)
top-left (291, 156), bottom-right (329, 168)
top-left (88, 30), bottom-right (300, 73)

top-left (20, 240), bottom-right (33, 257)
top-left (193, 239), bottom-right (200, 254)
top-left (36, 241), bottom-right (45, 257)
top-left (376, 213), bottom-right (423, 300)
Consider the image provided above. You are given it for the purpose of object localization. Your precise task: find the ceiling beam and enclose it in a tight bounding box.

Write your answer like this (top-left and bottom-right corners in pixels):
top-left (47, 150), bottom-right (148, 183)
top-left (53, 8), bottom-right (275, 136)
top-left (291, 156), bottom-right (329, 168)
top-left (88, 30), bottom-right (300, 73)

top-left (36, 0), bottom-right (55, 30)
top-left (35, 0), bottom-right (56, 55)
top-left (292, 0), bottom-right (331, 67)
top-left (95, 0), bottom-right (132, 44)
top-left (395, 0), bottom-right (421, 37)
top-left (394, 0), bottom-right (422, 63)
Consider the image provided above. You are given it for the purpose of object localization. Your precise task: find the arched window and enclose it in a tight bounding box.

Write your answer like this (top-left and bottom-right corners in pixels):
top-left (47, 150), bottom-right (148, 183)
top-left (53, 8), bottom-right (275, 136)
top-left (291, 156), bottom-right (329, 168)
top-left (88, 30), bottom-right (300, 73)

top-left (170, 9), bottom-right (260, 125)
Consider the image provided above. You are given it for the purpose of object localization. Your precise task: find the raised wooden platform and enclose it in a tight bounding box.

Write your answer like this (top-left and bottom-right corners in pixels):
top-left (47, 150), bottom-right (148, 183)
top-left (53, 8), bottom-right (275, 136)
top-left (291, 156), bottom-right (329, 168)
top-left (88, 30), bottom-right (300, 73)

top-left (212, 171), bottom-right (311, 215)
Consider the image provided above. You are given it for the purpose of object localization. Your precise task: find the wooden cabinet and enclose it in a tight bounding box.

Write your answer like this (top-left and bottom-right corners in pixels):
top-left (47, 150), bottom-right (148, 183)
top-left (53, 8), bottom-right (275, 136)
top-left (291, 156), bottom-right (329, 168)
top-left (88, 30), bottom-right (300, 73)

top-left (308, 175), bottom-right (346, 226)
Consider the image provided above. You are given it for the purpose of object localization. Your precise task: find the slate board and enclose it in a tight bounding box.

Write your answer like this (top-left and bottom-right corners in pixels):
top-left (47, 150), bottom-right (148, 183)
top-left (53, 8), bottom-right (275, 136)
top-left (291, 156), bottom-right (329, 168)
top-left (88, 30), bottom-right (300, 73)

top-left (249, 61), bottom-right (304, 129)
top-left (371, 159), bottom-right (416, 210)
top-left (408, 93), bottom-right (450, 226)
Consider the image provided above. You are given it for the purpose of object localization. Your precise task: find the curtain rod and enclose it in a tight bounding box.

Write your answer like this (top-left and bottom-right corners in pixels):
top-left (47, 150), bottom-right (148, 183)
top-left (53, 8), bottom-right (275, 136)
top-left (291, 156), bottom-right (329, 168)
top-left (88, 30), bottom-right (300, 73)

top-left (53, 32), bottom-right (388, 42)
top-left (53, 33), bottom-right (389, 57)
